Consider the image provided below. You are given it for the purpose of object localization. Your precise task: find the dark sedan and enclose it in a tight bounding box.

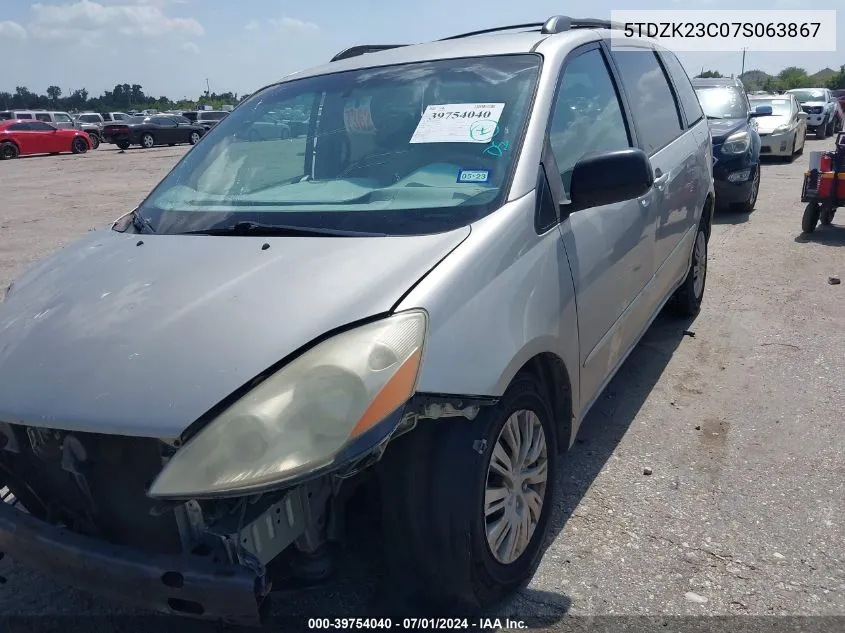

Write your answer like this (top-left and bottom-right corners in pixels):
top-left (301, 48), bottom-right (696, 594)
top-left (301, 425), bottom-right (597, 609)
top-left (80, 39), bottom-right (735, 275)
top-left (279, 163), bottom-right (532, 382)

top-left (692, 77), bottom-right (772, 212)
top-left (101, 115), bottom-right (205, 150)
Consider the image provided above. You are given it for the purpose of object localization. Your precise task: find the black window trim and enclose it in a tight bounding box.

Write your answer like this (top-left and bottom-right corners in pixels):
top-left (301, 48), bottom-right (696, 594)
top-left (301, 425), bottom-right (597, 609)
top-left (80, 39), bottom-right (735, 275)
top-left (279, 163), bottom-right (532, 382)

top-left (657, 49), bottom-right (704, 129)
top-left (541, 41), bottom-right (640, 219)
top-left (606, 43), bottom-right (686, 157)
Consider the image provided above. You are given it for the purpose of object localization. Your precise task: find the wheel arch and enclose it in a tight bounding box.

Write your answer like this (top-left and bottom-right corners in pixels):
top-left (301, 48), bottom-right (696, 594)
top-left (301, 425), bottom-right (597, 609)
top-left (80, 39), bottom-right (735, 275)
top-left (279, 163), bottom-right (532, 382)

top-left (512, 352), bottom-right (574, 453)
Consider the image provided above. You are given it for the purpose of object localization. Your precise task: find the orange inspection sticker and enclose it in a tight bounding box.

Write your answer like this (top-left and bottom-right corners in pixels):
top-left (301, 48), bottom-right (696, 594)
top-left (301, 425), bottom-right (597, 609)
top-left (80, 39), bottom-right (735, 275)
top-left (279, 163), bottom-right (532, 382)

top-left (343, 97), bottom-right (376, 134)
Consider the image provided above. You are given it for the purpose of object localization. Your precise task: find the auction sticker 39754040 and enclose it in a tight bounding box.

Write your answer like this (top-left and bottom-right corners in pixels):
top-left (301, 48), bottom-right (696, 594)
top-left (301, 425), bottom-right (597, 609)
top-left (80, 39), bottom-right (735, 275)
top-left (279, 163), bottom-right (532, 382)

top-left (410, 103), bottom-right (505, 144)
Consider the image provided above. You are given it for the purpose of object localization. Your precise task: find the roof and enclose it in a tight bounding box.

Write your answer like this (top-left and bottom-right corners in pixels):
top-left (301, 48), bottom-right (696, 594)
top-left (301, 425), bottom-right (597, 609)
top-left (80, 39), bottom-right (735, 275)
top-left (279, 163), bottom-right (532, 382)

top-left (273, 16), bottom-right (629, 85)
top-left (691, 77), bottom-right (744, 88)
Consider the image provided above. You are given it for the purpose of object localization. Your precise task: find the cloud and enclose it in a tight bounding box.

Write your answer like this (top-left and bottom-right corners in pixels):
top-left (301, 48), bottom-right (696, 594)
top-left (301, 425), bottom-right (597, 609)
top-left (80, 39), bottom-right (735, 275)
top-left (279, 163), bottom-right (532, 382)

top-left (28, 0), bottom-right (203, 41)
top-left (181, 41), bottom-right (199, 53)
top-left (269, 17), bottom-right (319, 33)
top-left (244, 19), bottom-right (260, 31)
top-left (0, 21), bottom-right (27, 40)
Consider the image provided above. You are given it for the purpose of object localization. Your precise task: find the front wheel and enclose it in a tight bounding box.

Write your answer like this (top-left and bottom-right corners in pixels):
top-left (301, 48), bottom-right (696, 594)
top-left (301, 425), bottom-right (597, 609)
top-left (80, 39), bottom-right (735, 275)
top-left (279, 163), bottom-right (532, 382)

top-left (0, 141), bottom-right (19, 160)
top-left (671, 222), bottom-right (708, 318)
top-left (71, 136), bottom-right (88, 154)
top-left (380, 375), bottom-right (558, 610)
top-left (189, 131), bottom-right (201, 145)
top-left (826, 117), bottom-right (835, 137)
top-left (732, 165), bottom-right (760, 213)
top-left (802, 202), bottom-right (820, 233)
top-left (141, 133), bottom-right (155, 149)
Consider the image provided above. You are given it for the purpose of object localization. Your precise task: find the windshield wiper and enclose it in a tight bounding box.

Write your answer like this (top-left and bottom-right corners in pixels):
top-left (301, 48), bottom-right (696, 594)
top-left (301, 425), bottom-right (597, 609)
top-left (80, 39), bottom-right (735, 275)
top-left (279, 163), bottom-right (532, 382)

top-left (177, 221), bottom-right (385, 237)
top-left (131, 209), bottom-right (155, 234)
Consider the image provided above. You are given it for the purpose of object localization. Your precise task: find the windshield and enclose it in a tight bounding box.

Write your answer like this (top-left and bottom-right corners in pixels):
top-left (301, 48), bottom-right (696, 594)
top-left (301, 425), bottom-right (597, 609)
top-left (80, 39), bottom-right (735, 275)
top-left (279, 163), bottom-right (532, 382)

top-left (134, 54), bottom-right (541, 236)
top-left (694, 86), bottom-right (749, 119)
top-left (750, 98), bottom-right (792, 116)
top-left (790, 89), bottom-right (825, 103)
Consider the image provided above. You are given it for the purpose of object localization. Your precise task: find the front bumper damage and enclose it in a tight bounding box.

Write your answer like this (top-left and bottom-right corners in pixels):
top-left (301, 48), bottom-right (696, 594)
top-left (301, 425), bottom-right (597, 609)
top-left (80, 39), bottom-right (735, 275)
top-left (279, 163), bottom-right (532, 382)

top-left (0, 499), bottom-right (268, 625)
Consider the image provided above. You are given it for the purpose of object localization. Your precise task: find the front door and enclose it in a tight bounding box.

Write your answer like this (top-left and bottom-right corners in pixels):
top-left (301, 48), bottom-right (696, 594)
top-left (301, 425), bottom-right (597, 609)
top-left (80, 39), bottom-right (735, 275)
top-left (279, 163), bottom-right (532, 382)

top-left (545, 44), bottom-right (659, 412)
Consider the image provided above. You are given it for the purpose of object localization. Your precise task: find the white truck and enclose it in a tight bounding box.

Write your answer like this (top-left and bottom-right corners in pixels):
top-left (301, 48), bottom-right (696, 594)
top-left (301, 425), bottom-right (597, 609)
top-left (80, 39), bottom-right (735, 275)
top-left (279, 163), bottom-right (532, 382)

top-left (787, 88), bottom-right (844, 138)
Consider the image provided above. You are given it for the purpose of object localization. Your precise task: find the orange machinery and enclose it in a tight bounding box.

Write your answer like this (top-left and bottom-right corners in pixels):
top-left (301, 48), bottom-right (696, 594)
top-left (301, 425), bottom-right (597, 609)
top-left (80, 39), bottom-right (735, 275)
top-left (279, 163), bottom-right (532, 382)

top-left (801, 131), bottom-right (845, 233)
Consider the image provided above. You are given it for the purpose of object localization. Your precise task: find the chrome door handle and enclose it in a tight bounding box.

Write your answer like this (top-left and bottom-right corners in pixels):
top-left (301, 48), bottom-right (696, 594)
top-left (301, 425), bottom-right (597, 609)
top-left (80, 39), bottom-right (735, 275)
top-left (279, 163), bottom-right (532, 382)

top-left (654, 172), bottom-right (669, 191)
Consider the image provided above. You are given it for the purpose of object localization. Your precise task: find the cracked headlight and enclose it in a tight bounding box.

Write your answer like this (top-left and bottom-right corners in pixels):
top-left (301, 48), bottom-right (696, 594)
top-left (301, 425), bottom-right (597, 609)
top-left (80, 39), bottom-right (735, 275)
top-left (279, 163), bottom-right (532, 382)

top-left (721, 131), bottom-right (750, 155)
top-left (148, 310), bottom-right (427, 499)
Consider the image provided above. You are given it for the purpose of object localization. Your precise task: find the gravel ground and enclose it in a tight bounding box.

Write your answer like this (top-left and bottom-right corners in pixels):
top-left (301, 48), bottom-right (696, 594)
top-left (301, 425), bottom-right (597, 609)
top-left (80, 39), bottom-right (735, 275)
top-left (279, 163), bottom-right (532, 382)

top-left (0, 140), bottom-right (843, 631)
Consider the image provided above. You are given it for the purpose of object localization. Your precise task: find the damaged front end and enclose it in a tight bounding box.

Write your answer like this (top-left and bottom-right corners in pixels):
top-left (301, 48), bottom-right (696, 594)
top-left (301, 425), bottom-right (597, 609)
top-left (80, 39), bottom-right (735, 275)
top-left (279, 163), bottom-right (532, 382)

top-left (0, 393), bottom-right (491, 625)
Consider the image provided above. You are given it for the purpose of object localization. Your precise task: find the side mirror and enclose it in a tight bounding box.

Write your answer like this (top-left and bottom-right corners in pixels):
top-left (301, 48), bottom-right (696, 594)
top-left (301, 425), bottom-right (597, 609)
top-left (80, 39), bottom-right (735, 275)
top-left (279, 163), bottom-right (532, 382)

top-left (568, 148), bottom-right (654, 212)
top-left (750, 104), bottom-right (773, 117)
top-left (798, 111), bottom-right (808, 119)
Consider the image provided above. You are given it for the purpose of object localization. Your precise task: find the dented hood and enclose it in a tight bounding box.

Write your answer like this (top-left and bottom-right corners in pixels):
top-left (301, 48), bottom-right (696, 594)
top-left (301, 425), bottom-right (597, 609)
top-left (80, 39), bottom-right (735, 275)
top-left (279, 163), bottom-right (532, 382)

top-left (0, 228), bottom-right (469, 437)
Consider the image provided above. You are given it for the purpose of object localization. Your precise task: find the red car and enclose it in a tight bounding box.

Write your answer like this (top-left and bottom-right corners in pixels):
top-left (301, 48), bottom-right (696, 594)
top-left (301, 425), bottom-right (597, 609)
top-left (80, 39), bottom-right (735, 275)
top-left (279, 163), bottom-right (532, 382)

top-left (0, 120), bottom-right (92, 160)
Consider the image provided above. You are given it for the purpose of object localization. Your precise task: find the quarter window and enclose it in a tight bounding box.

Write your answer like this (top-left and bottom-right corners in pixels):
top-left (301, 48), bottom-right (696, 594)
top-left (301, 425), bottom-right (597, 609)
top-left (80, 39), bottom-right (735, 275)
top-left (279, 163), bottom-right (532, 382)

top-left (548, 47), bottom-right (631, 197)
top-left (611, 48), bottom-right (684, 154)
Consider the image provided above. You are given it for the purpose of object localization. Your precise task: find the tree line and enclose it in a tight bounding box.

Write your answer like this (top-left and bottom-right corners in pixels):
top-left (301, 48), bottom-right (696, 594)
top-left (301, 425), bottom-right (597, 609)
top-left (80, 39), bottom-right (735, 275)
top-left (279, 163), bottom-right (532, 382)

top-left (0, 84), bottom-right (248, 113)
top-left (696, 65), bottom-right (845, 93)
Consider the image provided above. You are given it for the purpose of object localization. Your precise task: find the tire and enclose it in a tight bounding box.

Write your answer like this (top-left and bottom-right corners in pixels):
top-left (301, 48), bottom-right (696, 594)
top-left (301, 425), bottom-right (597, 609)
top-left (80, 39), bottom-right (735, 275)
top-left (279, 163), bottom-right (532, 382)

top-left (71, 136), bottom-right (88, 154)
top-left (0, 141), bottom-right (19, 160)
top-left (787, 135), bottom-right (797, 163)
top-left (671, 222), bottom-right (708, 318)
top-left (825, 117), bottom-right (835, 137)
top-left (189, 131), bottom-right (201, 145)
top-left (820, 119), bottom-right (830, 139)
top-left (820, 206), bottom-right (833, 226)
top-left (380, 374), bottom-right (558, 611)
top-left (802, 202), bottom-right (820, 234)
top-left (141, 133), bottom-right (155, 149)
top-left (732, 164), bottom-right (760, 213)
top-left (88, 134), bottom-right (100, 150)
top-left (117, 140), bottom-right (131, 150)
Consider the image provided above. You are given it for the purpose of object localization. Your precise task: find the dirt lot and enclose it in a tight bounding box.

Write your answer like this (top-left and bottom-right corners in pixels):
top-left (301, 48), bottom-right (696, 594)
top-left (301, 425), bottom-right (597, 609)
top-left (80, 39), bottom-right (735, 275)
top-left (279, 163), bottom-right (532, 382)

top-left (0, 141), bottom-right (844, 630)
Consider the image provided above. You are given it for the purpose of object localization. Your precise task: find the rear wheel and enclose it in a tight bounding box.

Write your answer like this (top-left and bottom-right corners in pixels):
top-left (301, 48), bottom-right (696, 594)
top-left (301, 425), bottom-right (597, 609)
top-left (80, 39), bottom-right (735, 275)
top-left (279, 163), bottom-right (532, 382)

top-left (820, 205), bottom-right (834, 226)
top-left (88, 133), bottom-right (100, 150)
top-left (71, 136), bottom-right (88, 154)
top-left (380, 375), bottom-right (558, 610)
top-left (141, 133), bottom-right (155, 149)
top-left (671, 222), bottom-right (708, 318)
top-left (116, 140), bottom-right (131, 150)
top-left (802, 202), bottom-right (820, 233)
top-left (0, 141), bottom-right (19, 160)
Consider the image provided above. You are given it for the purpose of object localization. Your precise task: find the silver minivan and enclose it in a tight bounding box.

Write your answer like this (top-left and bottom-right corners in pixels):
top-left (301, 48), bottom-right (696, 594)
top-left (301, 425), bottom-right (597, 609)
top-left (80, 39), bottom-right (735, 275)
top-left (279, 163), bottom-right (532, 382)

top-left (0, 16), bottom-right (714, 625)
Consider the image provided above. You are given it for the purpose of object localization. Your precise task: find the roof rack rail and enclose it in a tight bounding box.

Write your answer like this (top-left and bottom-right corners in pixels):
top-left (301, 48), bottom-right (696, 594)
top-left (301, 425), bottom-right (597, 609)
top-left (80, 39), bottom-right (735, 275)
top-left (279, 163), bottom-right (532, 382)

top-left (439, 22), bottom-right (545, 41)
top-left (330, 44), bottom-right (407, 62)
top-left (440, 16), bottom-right (625, 41)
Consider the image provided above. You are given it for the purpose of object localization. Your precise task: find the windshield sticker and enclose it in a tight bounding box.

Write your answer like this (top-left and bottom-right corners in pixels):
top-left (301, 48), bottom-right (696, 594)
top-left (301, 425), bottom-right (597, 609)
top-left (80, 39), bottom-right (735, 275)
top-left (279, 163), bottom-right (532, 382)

top-left (343, 97), bottom-right (376, 134)
top-left (457, 169), bottom-right (491, 183)
top-left (483, 139), bottom-right (509, 157)
top-left (409, 103), bottom-right (505, 144)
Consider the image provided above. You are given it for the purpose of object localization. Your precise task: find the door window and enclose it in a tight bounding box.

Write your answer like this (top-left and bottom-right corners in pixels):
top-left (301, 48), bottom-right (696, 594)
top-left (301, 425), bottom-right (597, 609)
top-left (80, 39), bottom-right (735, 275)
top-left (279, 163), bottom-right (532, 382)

top-left (548, 47), bottom-right (632, 198)
top-left (35, 113), bottom-right (51, 122)
top-left (54, 113), bottom-right (72, 123)
top-left (658, 51), bottom-right (703, 127)
top-left (610, 48), bottom-right (685, 155)
top-left (29, 122), bottom-right (56, 131)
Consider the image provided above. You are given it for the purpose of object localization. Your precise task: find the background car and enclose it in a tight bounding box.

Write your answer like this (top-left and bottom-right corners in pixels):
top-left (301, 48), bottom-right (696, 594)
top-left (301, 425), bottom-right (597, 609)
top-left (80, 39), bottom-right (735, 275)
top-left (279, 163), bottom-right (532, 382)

top-left (100, 114), bottom-right (205, 149)
top-left (0, 110), bottom-right (37, 120)
top-left (692, 77), bottom-right (772, 212)
top-left (787, 87), bottom-right (842, 138)
top-left (0, 119), bottom-right (91, 159)
top-left (748, 93), bottom-right (807, 161)
top-left (195, 110), bottom-right (229, 131)
top-left (33, 110), bottom-right (101, 149)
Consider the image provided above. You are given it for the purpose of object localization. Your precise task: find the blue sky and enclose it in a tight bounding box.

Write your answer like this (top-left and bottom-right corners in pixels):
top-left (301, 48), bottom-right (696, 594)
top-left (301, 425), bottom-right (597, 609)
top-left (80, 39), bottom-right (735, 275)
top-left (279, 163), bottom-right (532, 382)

top-left (0, 0), bottom-right (841, 99)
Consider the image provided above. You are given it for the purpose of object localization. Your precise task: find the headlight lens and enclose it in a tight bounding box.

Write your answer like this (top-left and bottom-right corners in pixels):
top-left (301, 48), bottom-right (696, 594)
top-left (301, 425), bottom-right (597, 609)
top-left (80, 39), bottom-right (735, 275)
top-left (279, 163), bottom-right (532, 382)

top-left (721, 131), bottom-right (750, 154)
top-left (148, 310), bottom-right (427, 498)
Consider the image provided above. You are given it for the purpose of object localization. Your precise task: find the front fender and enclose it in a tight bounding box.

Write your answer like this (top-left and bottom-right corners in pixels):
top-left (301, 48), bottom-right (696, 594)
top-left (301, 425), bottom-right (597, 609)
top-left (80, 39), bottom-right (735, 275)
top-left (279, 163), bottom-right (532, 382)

top-left (395, 191), bottom-right (581, 415)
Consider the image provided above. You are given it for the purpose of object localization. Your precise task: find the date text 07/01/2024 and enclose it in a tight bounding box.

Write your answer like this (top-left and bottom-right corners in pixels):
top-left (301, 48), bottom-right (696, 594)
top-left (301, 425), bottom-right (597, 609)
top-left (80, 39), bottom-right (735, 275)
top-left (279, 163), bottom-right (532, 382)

top-left (306, 617), bottom-right (528, 630)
